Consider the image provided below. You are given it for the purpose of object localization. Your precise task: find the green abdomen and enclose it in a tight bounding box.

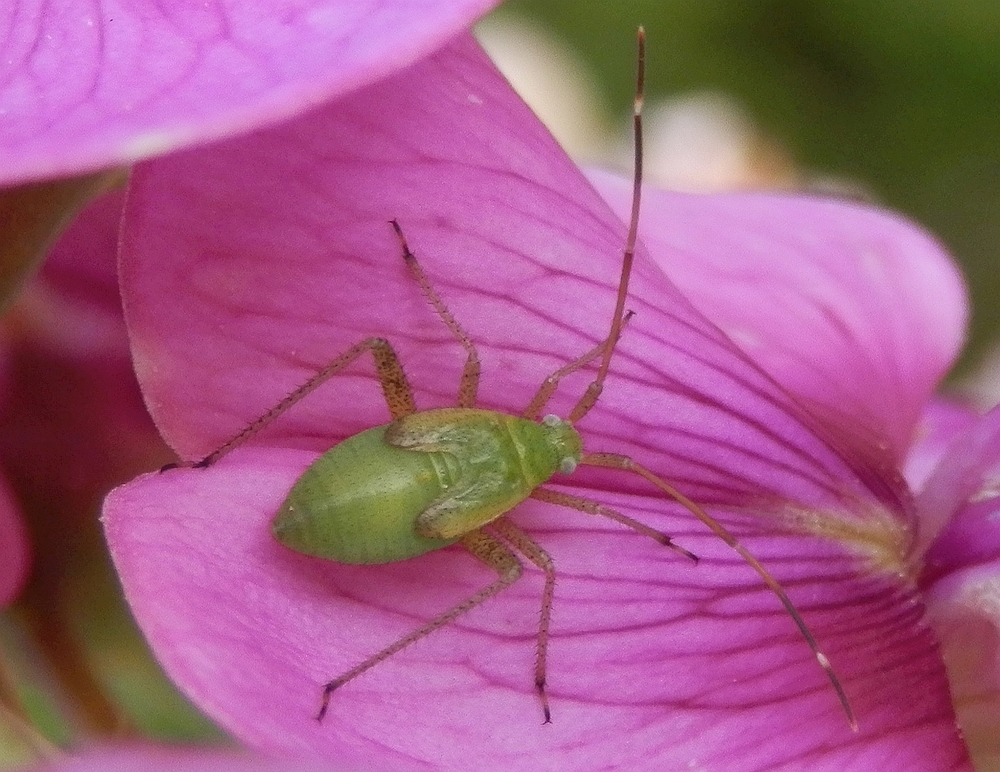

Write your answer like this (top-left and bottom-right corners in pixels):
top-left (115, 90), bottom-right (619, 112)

top-left (272, 425), bottom-right (459, 564)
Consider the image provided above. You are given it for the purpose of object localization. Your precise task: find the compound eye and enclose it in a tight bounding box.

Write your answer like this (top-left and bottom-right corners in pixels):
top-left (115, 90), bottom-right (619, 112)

top-left (542, 414), bottom-right (562, 427)
top-left (559, 457), bottom-right (577, 474)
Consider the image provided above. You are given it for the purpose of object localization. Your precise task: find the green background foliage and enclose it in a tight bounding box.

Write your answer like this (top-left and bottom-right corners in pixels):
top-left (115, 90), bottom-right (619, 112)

top-left (495, 0), bottom-right (1000, 371)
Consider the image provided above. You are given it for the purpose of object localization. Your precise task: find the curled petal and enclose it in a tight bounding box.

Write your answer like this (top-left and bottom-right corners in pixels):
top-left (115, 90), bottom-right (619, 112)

top-left (26, 745), bottom-right (351, 772)
top-left (920, 405), bottom-right (1000, 578)
top-left (0, 472), bottom-right (29, 606)
top-left (904, 397), bottom-right (981, 496)
top-left (591, 170), bottom-right (969, 470)
top-left (924, 563), bottom-right (1000, 771)
top-left (917, 405), bottom-right (1000, 768)
top-left (0, 0), bottom-right (498, 184)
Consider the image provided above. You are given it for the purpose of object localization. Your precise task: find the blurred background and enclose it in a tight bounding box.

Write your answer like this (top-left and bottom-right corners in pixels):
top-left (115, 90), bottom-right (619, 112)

top-left (479, 0), bottom-right (1000, 381)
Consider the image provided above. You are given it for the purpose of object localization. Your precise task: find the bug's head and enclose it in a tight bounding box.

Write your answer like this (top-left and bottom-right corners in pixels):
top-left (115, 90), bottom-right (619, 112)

top-left (541, 414), bottom-right (583, 474)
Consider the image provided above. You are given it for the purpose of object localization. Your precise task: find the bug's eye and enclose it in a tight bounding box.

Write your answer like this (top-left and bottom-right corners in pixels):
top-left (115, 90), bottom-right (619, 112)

top-left (559, 457), bottom-right (577, 474)
top-left (542, 414), bottom-right (562, 427)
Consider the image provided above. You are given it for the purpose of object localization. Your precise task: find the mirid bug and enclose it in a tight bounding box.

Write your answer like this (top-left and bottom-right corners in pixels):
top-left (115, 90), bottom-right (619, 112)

top-left (177, 29), bottom-right (856, 730)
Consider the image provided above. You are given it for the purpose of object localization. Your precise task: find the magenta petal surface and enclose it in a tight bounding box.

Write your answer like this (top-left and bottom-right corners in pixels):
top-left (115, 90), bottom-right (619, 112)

top-left (108, 34), bottom-right (969, 770)
top-left (904, 397), bottom-right (982, 497)
top-left (27, 746), bottom-right (350, 772)
top-left (591, 170), bottom-right (968, 469)
top-left (0, 0), bottom-right (497, 185)
top-left (0, 471), bottom-right (28, 606)
top-left (917, 405), bottom-right (1000, 768)
top-left (920, 405), bottom-right (1000, 579)
top-left (107, 453), bottom-right (963, 770)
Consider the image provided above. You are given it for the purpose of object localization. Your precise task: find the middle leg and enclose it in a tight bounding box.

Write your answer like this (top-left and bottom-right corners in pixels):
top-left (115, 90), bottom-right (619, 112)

top-left (530, 487), bottom-right (698, 563)
top-left (391, 220), bottom-right (481, 408)
top-left (489, 517), bottom-right (557, 723)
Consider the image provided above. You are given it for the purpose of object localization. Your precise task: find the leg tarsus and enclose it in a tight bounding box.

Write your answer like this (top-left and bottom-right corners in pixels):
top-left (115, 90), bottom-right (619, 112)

top-left (316, 680), bottom-right (342, 722)
top-left (536, 675), bottom-right (551, 724)
top-left (159, 457), bottom-right (210, 473)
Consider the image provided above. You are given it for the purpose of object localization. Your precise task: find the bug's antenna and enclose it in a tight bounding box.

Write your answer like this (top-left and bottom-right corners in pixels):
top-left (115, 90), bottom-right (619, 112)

top-left (581, 452), bottom-right (859, 731)
top-left (569, 27), bottom-right (645, 423)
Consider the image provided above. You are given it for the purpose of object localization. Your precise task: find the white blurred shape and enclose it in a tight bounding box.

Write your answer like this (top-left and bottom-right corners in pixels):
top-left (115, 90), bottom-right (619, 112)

top-left (475, 16), bottom-right (612, 162)
top-left (642, 92), bottom-right (796, 192)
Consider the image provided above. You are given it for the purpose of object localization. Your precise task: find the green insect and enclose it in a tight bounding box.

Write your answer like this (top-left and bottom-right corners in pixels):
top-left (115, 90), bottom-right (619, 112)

top-left (181, 30), bottom-right (856, 730)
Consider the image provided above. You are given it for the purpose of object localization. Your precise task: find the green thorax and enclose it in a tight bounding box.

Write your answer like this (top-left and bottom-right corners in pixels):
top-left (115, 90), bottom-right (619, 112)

top-left (385, 408), bottom-right (582, 490)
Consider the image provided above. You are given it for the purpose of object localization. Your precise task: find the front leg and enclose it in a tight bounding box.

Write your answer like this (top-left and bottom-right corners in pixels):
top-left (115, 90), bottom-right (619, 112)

top-left (179, 336), bottom-right (416, 468)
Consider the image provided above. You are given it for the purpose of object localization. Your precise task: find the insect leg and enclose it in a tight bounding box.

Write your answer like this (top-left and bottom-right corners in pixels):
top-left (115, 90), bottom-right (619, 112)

top-left (317, 529), bottom-right (522, 721)
top-left (183, 337), bottom-right (416, 468)
top-left (530, 487), bottom-right (698, 563)
top-left (579, 451), bottom-right (858, 731)
top-left (489, 517), bottom-right (556, 723)
top-left (391, 220), bottom-right (481, 408)
top-left (520, 312), bottom-right (634, 421)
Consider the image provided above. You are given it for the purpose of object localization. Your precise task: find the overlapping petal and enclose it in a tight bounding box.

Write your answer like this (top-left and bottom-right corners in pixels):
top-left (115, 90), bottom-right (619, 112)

top-left (106, 33), bottom-right (970, 770)
top-left (915, 405), bottom-right (1000, 768)
top-left (591, 170), bottom-right (968, 469)
top-left (920, 405), bottom-right (1000, 580)
top-left (0, 186), bottom-right (162, 611)
top-left (26, 746), bottom-right (347, 772)
top-left (0, 471), bottom-right (29, 606)
top-left (0, 0), bottom-right (498, 185)
top-left (0, 186), bottom-right (164, 507)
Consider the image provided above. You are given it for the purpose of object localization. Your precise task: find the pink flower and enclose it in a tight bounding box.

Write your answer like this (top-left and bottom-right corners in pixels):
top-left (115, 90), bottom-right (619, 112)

top-left (914, 402), bottom-right (1000, 767)
top-left (23, 745), bottom-right (349, 772)
top-left (0, 0), bottom-right (499, 186)
top-left (0, 471), bottom-right (28, 606)
top-left (104, 32), bottom-right (973, 770)
top-left (0, 0), bottom-right (493, 621)
top-left (0, 187), bottom-right (168, 615)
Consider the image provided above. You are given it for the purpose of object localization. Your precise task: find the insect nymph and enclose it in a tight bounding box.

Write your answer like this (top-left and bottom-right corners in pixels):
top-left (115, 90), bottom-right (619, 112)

top-left (183, 30), bottom-right (856, 729)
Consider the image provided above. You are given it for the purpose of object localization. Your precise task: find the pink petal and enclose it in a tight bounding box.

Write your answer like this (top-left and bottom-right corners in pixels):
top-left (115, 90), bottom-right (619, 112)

top-left (924, 562), bottom-right (1000, 771)
top-left (0, 186), bottom-right (163, 618)
top-left (591, 169), bottom-right (968, 469)
top-left (0, 187), bottom-right (136, 609)
top-left (109, 33), bottom-right (969, 769)
top-left (920, 405), bottom-right (1000, 579)
top-left (0, 470), bottom-right (29, 606)
top-left (1, 186), bottom-right (161, 491)
top-left (915, 406), bottom-right (1000, 768)
top-left (904, 397), bottom-right (981, 495)
top-left (0, 0), bottom-right (498, 185)
top-left (20, 187), bottom-right (129, 356)
top-left (107, 452), bottom-right (966, 770)
top-left (26, 745), bottom-right (350, 772)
